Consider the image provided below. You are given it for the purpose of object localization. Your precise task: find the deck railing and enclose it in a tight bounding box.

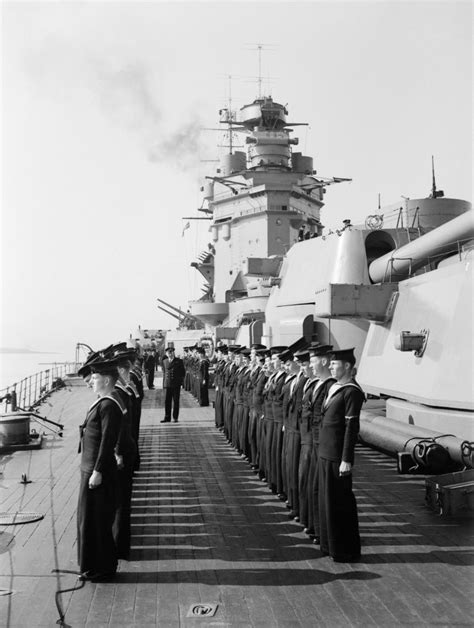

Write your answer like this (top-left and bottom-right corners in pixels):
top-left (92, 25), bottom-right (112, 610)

top-left (0, 363), bottom-right (81, 413)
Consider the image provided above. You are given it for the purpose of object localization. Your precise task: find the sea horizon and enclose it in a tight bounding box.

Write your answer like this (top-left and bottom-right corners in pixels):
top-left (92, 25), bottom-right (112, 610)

top-left (0, 347), bottom-right (61, 355)
top-left (0, 350), bottom-right (76, 390)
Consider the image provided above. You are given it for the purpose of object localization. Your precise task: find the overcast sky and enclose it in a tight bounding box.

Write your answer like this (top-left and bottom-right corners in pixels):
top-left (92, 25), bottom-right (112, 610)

top-left (1, 0), bottom-right (471, 357)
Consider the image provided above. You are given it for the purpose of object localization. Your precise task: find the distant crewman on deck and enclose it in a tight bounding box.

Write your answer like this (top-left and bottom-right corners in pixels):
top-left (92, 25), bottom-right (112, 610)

top-left (183, 347), bottom-right (192, 392)
top-left (144, 350), bottom-right (156, 390)
top-left (127, 353), bottom-right (144, 470)
top-left (318, 348), bottom-right (365, 562)
top-left (161, 345), bottom-right (185, 422)
top-left (197, 346), bottom-right (210, 407)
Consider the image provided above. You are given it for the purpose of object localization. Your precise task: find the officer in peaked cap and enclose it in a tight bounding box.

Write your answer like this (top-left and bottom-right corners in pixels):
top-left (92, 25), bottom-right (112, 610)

top-left (161, 345), bottom-right (185, 422)
top-left (318, 346), bottom-right (365, 562)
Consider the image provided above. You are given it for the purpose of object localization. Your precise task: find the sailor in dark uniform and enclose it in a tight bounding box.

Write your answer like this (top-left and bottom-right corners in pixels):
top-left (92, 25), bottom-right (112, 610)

top-left (262, 347), bottom-right (288, 486)
top-left (197, 347), bottom-right (210, 407)
top-left (144, 350), bottom-right (156, 390)
top-left (183, 347), bottom-right (191, 392)
top-left (213, 345), bottom-right (228, 428)
top-left (111, 347), bottom-right (138, 560)
top-left (318, 348), bottom-right (365, 562)
top-left (290, 350), bottom-right (313, 525)
top-left (238, 348), bottom-right (252, 457)
top-left (247, 348), bottom-right (267, 469)
top-left (284, 350), bottom-right (308, 519)
top-left (223, 346), bottom-right (241, 442)
top-left (304, 344), bottom-right (335, 540)
top-left (296, 354), bottom-right (319, 531)
top-left (129, 355), bottom-right (144, 456)
top-left (77, 359), bottom-right (123, 581)
top-left (231, 348), bottom-right (247, 450)
top-left (272, 349), bottom-right (298, 497)
top-left (190, 347), bottom-right (199, 400)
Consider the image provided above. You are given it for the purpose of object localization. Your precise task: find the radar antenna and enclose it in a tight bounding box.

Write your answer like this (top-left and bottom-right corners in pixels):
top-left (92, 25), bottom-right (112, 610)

top-left (244, 43), bottom-right (277, 97)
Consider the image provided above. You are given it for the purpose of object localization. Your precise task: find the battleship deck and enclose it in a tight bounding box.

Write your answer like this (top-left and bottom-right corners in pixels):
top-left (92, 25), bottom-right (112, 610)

top-left (0, 384), bottom-right (473, 627)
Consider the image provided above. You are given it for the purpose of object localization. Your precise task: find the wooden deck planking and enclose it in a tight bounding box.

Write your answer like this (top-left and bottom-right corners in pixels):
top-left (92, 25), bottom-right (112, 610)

top-left (1, 385), bottom-right (473, 626)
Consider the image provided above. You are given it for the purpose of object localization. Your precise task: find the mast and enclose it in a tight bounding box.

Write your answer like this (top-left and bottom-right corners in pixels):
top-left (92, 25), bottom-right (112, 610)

top-left (430, 155), bottom-right (444, 198)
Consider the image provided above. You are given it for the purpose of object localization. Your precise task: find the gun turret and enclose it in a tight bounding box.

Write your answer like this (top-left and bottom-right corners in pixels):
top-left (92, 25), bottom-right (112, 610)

top-left (368, 210), bottom-right (474, 283)
top-left (157, 298), bottom-right (204, 330)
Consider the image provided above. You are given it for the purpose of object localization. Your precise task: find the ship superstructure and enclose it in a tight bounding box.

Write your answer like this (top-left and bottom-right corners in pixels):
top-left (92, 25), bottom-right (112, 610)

top-left (165, 92), bottom-right (473, 445)
top-left (189, 96), bottom-right (349, 342)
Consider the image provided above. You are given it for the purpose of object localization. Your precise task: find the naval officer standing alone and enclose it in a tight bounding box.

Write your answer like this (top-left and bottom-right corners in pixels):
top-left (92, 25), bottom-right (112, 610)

top-left (161, 346), bottom-right (185, 422)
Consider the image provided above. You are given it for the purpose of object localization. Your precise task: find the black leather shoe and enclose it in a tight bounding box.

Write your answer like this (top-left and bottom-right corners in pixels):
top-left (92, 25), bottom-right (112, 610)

top-left (79, 570), bottom-right (116, 582)
top-left (332, 554), bottom-right (361, 563)
top-left (173, 419), bottom-right (178, 422)
top-left (160, 419), bottom-right (171, 423)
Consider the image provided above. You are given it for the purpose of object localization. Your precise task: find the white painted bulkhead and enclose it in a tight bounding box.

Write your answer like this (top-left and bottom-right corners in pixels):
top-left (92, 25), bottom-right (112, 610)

top-left (358, 258), bottom-right (474, 414)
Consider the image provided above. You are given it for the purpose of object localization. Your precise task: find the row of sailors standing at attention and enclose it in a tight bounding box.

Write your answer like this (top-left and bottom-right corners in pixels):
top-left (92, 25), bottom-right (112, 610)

top-left (182, 345), bottom-right (210, 407)
top-left (76, 342), bottom-right (144, 581)
top-left (214, 341), bottom-right (365, 563)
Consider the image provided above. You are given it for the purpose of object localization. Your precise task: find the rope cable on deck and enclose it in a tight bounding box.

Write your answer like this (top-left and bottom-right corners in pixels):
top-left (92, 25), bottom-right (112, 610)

top-left (51, 570), bottom-right (85, 627)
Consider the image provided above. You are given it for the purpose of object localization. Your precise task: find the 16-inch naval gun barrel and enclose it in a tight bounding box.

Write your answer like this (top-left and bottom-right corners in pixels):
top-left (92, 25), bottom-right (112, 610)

top-left (369, 210), bottom-right (474, 283)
